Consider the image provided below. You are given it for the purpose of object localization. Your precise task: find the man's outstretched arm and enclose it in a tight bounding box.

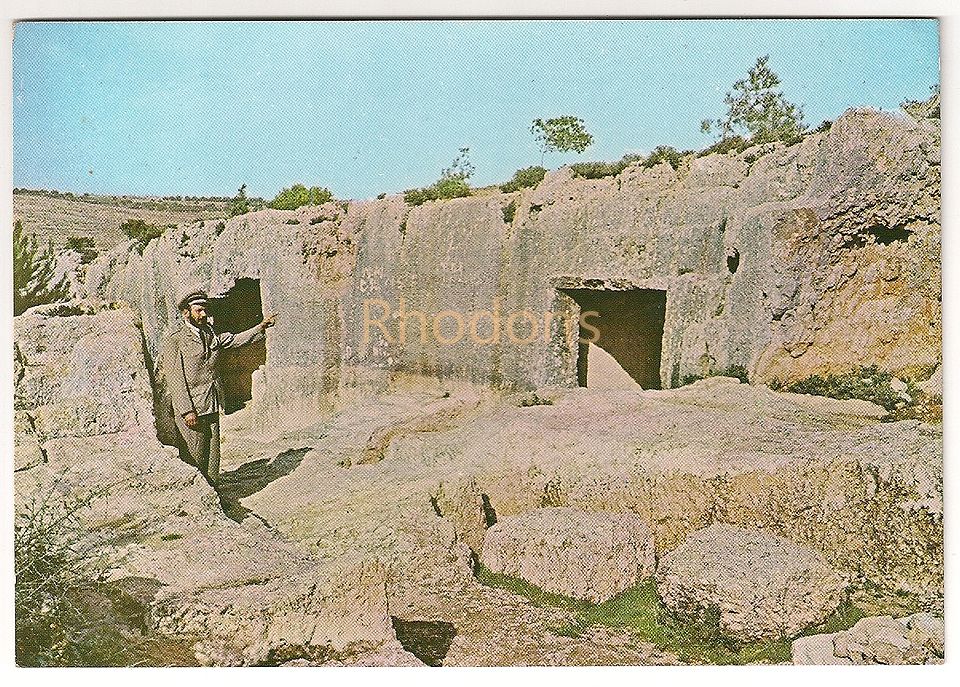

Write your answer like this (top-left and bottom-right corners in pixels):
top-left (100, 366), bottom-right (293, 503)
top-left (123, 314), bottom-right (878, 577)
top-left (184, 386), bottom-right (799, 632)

top-left (217, 312), bottom-right (278, 349)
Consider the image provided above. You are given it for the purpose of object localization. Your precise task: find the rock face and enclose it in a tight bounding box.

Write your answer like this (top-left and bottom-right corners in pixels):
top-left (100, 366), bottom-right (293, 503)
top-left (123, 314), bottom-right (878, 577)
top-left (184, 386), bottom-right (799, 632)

top-left (14, 304), bottom-right (396, 665)
top-left (481, 507), bottom-right (656, 603)
top-left (84, 108), bottom-right (940, 426)
top-left (792, 613), bottom-right (944, 664)
top-left (655, 523), bottom-right (847, 642)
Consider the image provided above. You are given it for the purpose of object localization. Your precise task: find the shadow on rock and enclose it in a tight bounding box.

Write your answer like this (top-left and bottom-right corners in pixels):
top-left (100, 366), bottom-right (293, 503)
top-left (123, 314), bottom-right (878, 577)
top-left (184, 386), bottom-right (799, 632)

top-left (217, 447), bottom-right (311, 522)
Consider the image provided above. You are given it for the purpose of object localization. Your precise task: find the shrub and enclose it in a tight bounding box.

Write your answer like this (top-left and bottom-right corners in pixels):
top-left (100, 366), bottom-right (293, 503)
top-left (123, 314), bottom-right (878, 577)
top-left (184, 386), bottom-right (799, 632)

top-left (267, 184), bottom-right (333, 210)
top-left (771, 365), bottom-right (912, 411)
top-left (531, 115), bottom-right (594, 164)
top-left (697, 136), bottom-right (748, 158)
top-left (642, 146), bottom-right (688, 170)
top-left (14, 220), bottom-right (69, 316)
top-left (499, 166), bottom-right (547, 193)
top-left (119, 218), bottom-right (164, 243)
top-left (808, 120), bottom-right (833, 135)
top-left (376, 193), bottom-right (386, 200)
top-left (284, 218), bottom-right (300, 225)
top-left (403, 187), bottom-right (437, 207)
top-left (64, 236), bottom-right (98, 264)
top-left (15, 486), bottom-right (104, 665)
top-left (901, 85), bottom-right (940, 120)
top-left (404, 148), bottom-right (475, 206)
top-left (570, 153), bottom-right (644, 180)
top-left (228, 184), bottom-right (250, 217)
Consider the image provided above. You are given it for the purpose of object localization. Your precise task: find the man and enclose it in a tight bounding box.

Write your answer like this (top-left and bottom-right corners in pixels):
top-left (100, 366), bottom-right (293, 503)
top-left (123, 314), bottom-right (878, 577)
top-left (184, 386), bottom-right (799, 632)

top-left (160, 287), bottom-right (277, 486)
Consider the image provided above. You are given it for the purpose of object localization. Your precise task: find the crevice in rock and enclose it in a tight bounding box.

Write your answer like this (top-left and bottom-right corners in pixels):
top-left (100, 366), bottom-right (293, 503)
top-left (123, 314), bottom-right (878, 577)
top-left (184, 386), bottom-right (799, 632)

top-left (867, 223), bottom-right (912, 245)
top-left (390, 617), bottom-right (457, 666)
top-left (481, 493), bottom-right (498, 527)
top-left (726, 249), bottom-right (740, 274)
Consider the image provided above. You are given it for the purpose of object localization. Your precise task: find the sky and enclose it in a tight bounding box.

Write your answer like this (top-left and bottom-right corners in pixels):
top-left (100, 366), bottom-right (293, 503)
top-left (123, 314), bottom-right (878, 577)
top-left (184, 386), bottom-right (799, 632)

top-left (12, 19), bottom-right (940, 201)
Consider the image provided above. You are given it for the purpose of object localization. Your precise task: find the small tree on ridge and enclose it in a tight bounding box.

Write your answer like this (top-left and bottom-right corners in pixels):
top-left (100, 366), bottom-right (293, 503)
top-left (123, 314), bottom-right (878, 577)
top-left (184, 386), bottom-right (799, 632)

top-left (531, 116), bottom-right (594, 165)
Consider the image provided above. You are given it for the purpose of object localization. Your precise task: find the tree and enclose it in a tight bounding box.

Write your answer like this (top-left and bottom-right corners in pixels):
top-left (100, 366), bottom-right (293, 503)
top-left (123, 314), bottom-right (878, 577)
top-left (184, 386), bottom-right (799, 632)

top-left (530, 116), bottom-right (594, 164)
top-left (229, 184), bottom-right (250, 217)
top-left (702, 55), bottom-right (805, 146)
top-left (14, 220), bottom-right (69, 315)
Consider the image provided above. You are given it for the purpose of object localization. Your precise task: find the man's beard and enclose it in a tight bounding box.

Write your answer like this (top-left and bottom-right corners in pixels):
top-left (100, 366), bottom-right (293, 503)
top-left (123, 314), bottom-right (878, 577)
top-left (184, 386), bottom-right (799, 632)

top-left (189, 313), bottom-right (207, 327)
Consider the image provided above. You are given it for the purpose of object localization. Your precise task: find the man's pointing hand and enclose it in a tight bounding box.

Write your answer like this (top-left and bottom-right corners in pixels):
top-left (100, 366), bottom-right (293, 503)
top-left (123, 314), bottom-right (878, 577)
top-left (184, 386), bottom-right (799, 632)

top-left (260, 312), bottom-right (279, 330)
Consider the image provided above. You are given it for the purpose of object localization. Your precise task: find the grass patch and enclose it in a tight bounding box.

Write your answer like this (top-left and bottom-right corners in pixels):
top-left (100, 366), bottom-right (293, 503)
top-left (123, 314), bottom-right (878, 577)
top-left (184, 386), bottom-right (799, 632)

top-left (474, 564), bottom-right (869, 665)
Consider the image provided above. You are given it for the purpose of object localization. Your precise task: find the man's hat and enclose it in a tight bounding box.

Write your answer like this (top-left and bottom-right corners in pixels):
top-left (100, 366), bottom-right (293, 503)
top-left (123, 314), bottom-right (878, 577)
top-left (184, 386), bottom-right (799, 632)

top-left (177, 287), bottom-right (208, 310)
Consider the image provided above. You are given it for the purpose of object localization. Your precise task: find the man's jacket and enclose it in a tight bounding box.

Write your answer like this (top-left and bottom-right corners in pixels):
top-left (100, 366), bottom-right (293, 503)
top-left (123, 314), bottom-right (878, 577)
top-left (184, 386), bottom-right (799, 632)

top-left (160, 321), bottom-right (265, 417)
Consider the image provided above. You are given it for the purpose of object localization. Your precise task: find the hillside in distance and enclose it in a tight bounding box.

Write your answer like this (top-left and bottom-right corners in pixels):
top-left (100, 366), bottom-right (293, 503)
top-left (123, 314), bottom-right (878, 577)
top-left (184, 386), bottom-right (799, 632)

top-left (12, 189), bottom-right (232, 251)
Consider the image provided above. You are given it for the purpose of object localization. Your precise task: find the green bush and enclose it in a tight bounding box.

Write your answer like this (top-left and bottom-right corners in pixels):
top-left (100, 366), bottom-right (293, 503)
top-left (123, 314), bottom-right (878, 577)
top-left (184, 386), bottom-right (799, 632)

top-left (432, 176), bottom-right (471, 200)
top-left (404, 148), bottom-right (475, 206)
top-left (499, 166), bottom-right (547, 193)
top-left (267, 183), bottom-right (333, 210)
top-left (15, 483), bottom-right (197, 666)
top-left (769, 365), bottom-right (913, 411)
top-left (119, 218), bottom-right (164, 243)
top-left (570, 153), bottom-right (644, 180)
top-left (808, 120), bottom-right (833, 135)
top-left (64, 236), bottom-right (98, 264)
top-left (643, 146), bottom-right (688, 170)
top-left (16, 487), bottom-right (103, 665)
top-left (14, 220), bottom-right (70, 315)
top-left (229, 184), bottom-right (251, 217)
top-left (697, 136), bottom-right (748, 158)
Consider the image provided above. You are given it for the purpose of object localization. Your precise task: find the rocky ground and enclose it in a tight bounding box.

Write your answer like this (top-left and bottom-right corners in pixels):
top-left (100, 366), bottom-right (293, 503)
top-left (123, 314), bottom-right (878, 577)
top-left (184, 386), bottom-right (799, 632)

top-left (15, 304), bottom-right (943, 665)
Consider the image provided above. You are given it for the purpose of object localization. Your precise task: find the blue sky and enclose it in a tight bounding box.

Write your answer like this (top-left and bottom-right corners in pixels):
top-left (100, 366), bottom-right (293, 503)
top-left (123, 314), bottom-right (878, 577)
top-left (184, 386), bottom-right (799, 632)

top-left (12, 19), bottom-right (940, 200)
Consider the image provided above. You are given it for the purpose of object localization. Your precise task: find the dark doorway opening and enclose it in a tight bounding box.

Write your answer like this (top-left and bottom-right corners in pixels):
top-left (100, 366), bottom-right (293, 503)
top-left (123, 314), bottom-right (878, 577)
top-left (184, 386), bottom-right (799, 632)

top-left (562, 288), bottom-right (666, 390)
top-left (207, 278), bottom-right (266, 414)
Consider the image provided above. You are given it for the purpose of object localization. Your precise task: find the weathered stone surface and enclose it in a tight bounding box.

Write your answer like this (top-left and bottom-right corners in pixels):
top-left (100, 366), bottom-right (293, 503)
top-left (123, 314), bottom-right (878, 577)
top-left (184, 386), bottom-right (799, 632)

top-left (919, 364), bottom-right (942, 398)
top-left (791, 632), bottom-right (853, 665)
top-left (481, 507), bottom-right (656, 603)
top-left (655, 523), bottom-right (847, 641)
top-left (792, 612), bottom-right (944, 664)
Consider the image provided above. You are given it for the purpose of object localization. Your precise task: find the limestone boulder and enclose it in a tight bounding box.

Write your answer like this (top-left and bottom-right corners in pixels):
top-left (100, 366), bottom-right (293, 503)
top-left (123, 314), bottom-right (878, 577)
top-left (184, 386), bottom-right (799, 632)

top-left (656, 523), bottom-right (847, 642)
top-left (792, 612), bottom-right (944, 664)
top-left (481, 506), bottom-right (656, 603)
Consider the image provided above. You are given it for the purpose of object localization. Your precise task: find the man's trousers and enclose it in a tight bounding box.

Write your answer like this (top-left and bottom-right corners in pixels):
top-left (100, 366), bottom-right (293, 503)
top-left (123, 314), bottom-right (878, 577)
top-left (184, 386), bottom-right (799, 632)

top-left (173, 411), bottom-right (221, 486)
